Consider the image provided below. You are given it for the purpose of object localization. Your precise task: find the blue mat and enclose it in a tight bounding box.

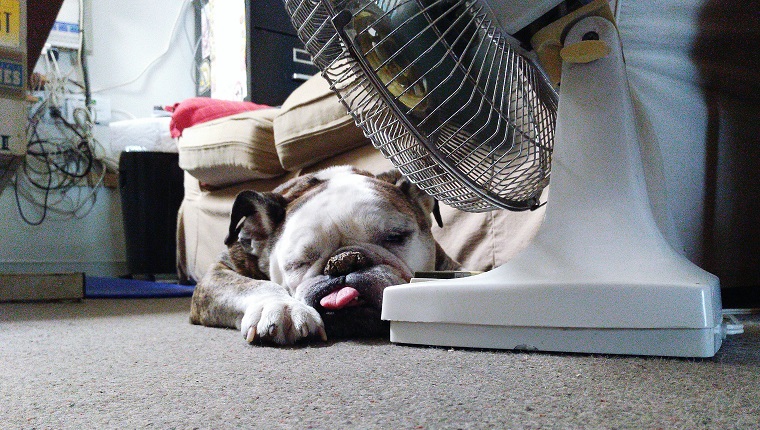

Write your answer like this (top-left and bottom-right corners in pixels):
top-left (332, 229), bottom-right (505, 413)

top-left (85, 276), bottom-right (195, 299)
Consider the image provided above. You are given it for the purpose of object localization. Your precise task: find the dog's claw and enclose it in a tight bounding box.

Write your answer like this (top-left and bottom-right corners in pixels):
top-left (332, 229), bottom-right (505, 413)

top-left (241, 298), bottom-right (326, 345)
top-left (245, 326), bottom-right (256, 343)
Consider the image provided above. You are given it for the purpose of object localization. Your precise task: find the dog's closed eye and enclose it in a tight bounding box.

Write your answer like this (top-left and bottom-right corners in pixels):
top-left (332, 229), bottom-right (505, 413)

top-left (284, 246), bottom-right (322, 272)
top-left (383, 230), bottom-right (412, 245)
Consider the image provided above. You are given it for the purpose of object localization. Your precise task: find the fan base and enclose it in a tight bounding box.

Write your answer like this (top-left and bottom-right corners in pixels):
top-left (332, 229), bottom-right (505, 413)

top-left (390, 322), bottom-right (721, 358)
top-left (382, 262), bottom-right (724, 357)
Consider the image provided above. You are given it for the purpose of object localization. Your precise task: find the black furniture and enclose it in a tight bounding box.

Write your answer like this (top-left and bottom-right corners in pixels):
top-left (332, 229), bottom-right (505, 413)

top-left (118, 152), bottom-right (184, 278)
top-left (196, 0), bottom-right (319, 106)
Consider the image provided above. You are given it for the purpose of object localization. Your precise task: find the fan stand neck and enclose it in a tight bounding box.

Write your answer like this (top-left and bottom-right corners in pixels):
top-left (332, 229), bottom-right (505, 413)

top-left (381, 16), bottom-right (723, 358)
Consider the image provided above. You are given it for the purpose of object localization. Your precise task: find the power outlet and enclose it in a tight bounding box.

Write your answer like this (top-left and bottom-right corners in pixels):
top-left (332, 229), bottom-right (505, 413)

top-left (63, 93), bottom-right (111, 124)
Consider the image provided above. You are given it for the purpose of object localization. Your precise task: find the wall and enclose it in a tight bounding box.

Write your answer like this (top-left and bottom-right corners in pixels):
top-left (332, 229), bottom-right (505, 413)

top-left (0, 0), bottom-right (196, 277)
top-left (692, 0), bottom-right (760, 302)
top-left (618, 0), bottom-right (759, 303)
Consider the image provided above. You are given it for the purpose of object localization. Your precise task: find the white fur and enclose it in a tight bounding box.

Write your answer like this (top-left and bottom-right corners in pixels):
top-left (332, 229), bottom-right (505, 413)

top-left (192, 167), bottom-right (447, 345)
top-left (270, 169), bottom-right (435, 294)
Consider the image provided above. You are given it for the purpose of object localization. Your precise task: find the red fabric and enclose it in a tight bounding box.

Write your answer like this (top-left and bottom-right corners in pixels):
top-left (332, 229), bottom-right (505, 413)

top-left (166, 98), bottom-right (270, 138)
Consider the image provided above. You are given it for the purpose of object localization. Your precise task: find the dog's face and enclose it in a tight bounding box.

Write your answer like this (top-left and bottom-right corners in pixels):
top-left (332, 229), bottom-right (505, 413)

top-left (225, 166), bottom-right (453, 338)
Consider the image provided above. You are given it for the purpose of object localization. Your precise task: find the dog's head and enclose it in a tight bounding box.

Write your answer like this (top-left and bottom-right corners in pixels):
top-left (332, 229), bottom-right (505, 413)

top-left (225, 166), bottom-right (457, 338)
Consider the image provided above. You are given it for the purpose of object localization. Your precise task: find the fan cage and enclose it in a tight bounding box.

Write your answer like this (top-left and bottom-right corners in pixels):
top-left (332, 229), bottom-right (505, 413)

top-left (284, 0), bottom-right (557, 212)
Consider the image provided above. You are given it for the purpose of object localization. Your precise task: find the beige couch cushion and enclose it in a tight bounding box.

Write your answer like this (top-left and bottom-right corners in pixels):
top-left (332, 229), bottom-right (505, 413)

top-left (177, 108), bottom-right (285, 186)
top-left (274, 74), bottom-right (370, 171)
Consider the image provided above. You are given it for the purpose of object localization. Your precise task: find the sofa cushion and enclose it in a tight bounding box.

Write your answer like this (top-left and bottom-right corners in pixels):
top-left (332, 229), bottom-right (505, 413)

top-left (177, 108), bottom-right (285, 187)
top-left (176, 144), bottom-right (545, 282)
top-left (274, 74), bottom-right (370, 171)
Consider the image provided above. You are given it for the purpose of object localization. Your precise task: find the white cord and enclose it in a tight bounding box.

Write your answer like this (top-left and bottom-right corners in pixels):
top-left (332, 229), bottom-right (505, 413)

top-left (43, 49), bottom-right (65, 109)
top-left (110, 108), bottom-right (137, 120)
top-left (720, 308), bottom-right (757, 337)
top-left (92, 0), bottom-right (193, 94)
top-left (723, 314), bottom-right (745, 336)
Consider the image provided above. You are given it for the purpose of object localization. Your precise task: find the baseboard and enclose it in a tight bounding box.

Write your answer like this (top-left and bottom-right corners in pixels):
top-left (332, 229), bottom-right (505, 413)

top-left (0, 272), bottom-right (85, 302)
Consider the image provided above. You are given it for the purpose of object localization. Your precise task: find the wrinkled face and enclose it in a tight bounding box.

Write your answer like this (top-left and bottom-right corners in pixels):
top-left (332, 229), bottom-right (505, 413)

top-left (268, 167), bottom-right (438, 337)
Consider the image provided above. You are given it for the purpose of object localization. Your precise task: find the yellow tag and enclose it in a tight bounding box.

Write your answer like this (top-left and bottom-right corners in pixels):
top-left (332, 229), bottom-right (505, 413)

top-left (530, 0), bottom-right (615, 84)
top-left (0, 0), bottom-right (21, 48)
top-left (560, 40), bottom-right (611, 64)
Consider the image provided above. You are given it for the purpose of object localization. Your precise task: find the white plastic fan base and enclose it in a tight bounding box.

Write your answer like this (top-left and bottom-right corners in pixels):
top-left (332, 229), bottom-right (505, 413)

top-left (381, 17), bottom-right (724, 357)
top-left (389, 323), bottom-right (722, 358)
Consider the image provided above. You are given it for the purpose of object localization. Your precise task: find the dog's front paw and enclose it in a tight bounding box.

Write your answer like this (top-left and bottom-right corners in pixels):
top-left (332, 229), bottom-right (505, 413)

top-left (241, 298), bottom-right (327, 345)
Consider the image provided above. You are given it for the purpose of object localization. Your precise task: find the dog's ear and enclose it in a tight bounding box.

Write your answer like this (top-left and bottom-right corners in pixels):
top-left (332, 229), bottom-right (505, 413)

top-left (225, 190), bottom-right (287, 246)
top-left (376, 169), bottom-right (443, 228)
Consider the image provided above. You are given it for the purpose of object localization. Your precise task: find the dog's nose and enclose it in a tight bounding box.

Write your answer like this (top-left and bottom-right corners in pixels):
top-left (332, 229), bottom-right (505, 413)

top-left (323, 250), bottom-right (372, 277)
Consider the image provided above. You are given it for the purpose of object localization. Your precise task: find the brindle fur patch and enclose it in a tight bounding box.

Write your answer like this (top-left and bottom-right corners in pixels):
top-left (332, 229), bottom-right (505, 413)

top-left (189, 167), bottom-right (459, 344)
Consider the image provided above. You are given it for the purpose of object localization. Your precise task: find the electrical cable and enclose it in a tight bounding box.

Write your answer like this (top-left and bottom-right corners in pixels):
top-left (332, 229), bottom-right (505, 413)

top-left (190, 0), bottom-right (205, 87)
top-left (13, 0), bottom-right (104, 225)
top-left (91, 0), bottom-right (193, 94)
top-left (79, 0), bottom-right (92, 109)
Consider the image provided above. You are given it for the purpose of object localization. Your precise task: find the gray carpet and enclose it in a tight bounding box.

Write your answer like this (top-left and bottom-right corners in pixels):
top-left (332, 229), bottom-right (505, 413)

top-left (1, 297), bottom-right (758, 429)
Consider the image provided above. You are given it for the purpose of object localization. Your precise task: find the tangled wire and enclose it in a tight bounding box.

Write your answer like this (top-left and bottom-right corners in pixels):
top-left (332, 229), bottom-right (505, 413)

top-left (14, 48), bottom-right (106, 225)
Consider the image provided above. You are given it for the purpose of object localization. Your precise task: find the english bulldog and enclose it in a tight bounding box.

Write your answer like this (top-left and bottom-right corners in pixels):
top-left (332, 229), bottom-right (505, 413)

top-left (190, 166), bottom-right (460, 345)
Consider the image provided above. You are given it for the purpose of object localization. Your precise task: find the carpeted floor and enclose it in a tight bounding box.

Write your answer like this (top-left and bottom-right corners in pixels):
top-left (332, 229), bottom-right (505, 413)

top-left (1, 297), bottom-right (758, 429)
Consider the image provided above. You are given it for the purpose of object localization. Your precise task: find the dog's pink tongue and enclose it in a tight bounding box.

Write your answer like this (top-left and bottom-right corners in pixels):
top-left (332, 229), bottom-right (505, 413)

top-left (320, 286), bottom-right (360, 310)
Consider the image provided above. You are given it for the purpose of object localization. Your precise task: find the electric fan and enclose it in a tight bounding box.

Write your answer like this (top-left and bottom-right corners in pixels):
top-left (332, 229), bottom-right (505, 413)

top-left (284, 0), bottom-right (725, 357)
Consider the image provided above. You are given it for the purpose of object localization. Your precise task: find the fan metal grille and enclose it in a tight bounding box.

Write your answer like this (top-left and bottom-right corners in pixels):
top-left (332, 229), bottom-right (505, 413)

top-left (284, 0), bottom-right (557, 211)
